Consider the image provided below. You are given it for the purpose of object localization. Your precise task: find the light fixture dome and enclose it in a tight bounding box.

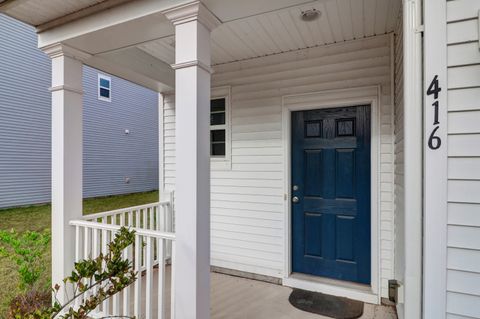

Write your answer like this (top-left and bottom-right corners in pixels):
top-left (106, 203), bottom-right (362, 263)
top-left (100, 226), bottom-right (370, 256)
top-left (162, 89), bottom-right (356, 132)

top-left (301, 9), bottom-right (320, 22)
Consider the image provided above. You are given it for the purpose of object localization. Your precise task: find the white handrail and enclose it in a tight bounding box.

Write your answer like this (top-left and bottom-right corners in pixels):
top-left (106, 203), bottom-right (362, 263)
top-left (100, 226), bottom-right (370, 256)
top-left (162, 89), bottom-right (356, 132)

top-left (69, 220), bottom-right (176, 241)
top-left (82, 201), bottom-right (170, 220)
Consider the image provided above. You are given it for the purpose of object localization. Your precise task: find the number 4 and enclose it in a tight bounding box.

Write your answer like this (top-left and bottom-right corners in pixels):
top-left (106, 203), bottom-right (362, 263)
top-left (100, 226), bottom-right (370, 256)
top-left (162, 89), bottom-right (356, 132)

top-left (427, 75), bottom-right (441, 99)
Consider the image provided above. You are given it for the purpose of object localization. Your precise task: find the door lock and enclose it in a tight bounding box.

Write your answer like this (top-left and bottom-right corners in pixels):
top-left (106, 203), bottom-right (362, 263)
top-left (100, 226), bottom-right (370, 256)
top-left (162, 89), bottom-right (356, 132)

top-left (292, 196), bottom-right (300, 203)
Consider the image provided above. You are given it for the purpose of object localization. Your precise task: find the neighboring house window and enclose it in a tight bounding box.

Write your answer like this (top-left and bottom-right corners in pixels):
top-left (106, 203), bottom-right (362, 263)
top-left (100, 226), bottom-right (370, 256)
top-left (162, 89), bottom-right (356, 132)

top-left (98, 74), bottom-right (111, 102)
top-left (210, 87), bottom-right (231, 169)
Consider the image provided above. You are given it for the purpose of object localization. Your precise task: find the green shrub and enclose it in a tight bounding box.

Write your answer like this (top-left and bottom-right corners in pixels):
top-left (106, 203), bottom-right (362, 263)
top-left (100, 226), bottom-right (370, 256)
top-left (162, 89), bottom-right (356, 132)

top-left (8, 227), bottom-right (137, 319)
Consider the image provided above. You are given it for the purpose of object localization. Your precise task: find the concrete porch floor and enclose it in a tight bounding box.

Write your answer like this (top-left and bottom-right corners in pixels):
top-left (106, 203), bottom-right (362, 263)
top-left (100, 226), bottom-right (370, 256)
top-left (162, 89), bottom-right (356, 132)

top-left (211, 273), bottom-right (397, 319)
top-left (135, 268), bottom-right (397, 319)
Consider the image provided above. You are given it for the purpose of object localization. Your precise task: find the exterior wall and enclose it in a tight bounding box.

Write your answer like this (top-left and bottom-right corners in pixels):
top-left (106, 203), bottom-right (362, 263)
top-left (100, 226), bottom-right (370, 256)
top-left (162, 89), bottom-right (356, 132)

top-left (393, 11), bottom-right (405, 318)
top-left (445, 1), bottom-right (480, 318)
top-left (162, 94), bottom-right (176, 191)
top-left (0, 14), bottom-right (52, 208)
top-left (83, 65), bottom-right (159, 198)
top-left (0, 14), bottom-right (158, 209)
top-left (161, 35), bottom-right (396, 298)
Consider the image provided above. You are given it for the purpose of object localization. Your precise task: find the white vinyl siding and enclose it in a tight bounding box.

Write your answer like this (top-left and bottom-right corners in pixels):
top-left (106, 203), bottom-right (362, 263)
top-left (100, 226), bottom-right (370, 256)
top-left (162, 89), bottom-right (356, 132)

top-left (446, 1), bottom-right (480, 318)
top-left (0, 14), bottom-right (159, 208)
top-left (162, 93), bottom-right (176, 191)
top-left (161, 35), bottom-right (395, 297)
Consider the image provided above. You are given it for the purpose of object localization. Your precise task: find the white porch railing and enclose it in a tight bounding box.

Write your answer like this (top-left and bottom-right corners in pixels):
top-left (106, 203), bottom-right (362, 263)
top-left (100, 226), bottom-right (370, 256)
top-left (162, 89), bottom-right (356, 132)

top-left (69, 194), bottom-right (176, 319)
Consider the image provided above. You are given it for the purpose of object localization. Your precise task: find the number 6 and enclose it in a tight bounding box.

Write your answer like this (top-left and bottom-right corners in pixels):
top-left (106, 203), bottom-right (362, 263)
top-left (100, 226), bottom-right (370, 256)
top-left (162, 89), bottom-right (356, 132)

top-left (428, 126), bottom-right (441, 150)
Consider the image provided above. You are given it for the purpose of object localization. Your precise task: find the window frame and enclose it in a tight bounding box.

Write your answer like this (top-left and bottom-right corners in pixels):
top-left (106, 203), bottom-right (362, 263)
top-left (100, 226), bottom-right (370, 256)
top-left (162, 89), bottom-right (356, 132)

top-left (210, 86), bottom-right (231, 170)
top-left (98, 74), bottom-right (112, 102)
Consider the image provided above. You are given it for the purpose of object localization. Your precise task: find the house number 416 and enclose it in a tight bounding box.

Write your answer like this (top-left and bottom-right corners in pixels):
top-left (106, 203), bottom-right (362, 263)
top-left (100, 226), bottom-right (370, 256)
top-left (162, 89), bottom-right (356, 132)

top-left (426, 75), bottom-right (442, 150)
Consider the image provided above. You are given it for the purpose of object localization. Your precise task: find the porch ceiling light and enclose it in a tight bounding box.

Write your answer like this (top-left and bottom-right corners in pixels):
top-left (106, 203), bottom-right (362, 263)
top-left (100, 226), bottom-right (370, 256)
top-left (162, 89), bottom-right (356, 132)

top-left (301, 9), bottom-right (320, 22)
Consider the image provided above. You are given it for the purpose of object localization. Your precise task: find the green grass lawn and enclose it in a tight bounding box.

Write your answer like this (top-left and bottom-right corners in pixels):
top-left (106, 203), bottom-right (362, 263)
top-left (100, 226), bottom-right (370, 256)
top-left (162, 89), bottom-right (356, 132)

top-left (0, 190), bottom-right (158, 316)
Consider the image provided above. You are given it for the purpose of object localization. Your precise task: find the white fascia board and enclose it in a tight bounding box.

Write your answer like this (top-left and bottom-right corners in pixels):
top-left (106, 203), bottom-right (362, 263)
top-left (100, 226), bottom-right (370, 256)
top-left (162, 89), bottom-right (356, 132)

top-left (37, 0), bottom-right (190, 49)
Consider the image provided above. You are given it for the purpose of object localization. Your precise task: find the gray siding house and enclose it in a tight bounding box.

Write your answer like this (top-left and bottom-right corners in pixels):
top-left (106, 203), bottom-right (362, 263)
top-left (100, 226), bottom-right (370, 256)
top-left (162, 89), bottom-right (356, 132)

top-left (0, 14), bottom-right (158, 209)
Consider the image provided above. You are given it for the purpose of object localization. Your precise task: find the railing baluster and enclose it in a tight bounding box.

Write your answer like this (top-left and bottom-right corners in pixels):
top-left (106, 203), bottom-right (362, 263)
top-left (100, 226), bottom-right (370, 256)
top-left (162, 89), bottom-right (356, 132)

top-left (74, 226), bottom-right (82, 308)
top-left (128, 209), bottom-right (133, 227)
top-left (134, 234), bottom-right (142, 319)
top-left (154, 206), bottom-right (160, 264)
top-left (142, 208), bottom-right (146, 229)
top-left (112, 231), bottom-right (120, 316)
top-left (149, 207), bottom-right (154, 230)
top-left (135, 209), bottom-right (140, 229)
top-left (83, 227), bottom-right (91, 303)
top-left (166, 204), bottom-right (172, 260)
top-left (92, 228), bottom-right (100, 315)
top-left (142, 209), bottom-right (147, 267)
top-left (170, 241), bottom-right (175, 319)
top-left (158, 238), bottom-right (165, 319)
top-left (122, 211), bottom-right (132, 317)
top-left (146, 236), bottom-right (153, 319)
top-left (101, 228), bottom-right (110, 315)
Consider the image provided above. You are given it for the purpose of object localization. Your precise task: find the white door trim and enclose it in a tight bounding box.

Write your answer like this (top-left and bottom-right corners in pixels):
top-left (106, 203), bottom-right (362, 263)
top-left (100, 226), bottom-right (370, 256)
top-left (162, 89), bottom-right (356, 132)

top-left (281, 85), bottom-right (382, 304)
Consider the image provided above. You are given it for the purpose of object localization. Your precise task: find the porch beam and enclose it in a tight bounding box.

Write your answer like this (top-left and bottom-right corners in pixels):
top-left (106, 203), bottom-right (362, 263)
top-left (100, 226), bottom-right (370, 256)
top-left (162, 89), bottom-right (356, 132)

top-left (163, 2), bottom-right (220, 318)
top-left (43, 43), bottom-right (87, 303)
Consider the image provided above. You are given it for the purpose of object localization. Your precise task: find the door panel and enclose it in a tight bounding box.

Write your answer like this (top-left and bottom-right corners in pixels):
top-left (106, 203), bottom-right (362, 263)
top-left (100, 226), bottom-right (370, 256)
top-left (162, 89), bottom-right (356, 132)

top-left (291, 106), bottom-right (371, 284)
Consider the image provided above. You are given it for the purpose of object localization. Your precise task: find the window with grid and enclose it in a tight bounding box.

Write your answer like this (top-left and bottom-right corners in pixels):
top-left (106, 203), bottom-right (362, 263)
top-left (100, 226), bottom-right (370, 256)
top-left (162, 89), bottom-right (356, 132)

top-left (98, 74), bottom-right (111, 102)
top-left (210, 98), bottom-right (227, 157)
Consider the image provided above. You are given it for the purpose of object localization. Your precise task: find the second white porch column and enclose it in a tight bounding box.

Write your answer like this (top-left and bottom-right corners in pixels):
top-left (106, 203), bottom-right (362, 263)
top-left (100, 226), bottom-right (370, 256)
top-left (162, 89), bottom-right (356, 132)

top-left (164, 2), bottom-right (220, 319)
top-left (43, 44), bottom-right (88, 302)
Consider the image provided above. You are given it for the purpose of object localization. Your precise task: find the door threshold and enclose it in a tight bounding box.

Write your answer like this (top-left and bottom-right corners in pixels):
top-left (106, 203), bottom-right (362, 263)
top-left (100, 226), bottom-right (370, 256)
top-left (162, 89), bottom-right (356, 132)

top-left (283, 273), bottom-right (379, 304)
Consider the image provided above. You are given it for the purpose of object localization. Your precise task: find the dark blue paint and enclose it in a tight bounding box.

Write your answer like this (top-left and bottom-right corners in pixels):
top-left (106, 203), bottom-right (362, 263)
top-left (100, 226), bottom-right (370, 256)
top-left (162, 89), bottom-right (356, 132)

top-left (292, 106), bottom-right (371, 284)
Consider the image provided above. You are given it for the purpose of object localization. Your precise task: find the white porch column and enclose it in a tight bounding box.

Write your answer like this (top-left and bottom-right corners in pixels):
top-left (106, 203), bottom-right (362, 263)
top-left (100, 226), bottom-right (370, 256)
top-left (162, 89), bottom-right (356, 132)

top-left (43, 44), bottom-right (88, 302)
top-left (163, 2), bottom-right (219, 319)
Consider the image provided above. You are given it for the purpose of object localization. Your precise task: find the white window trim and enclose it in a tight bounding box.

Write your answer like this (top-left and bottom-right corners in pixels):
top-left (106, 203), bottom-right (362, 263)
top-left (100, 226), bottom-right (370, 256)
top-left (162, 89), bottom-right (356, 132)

top-left (211, 86), bottom-right (231, 170)
top-left (98, 74), bottom-right (112, 102)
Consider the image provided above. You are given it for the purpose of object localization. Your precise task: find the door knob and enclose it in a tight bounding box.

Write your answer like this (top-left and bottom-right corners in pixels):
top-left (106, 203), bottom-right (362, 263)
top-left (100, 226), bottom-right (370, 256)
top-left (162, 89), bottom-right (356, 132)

top-left (292, 196), bottom-right (300, 203)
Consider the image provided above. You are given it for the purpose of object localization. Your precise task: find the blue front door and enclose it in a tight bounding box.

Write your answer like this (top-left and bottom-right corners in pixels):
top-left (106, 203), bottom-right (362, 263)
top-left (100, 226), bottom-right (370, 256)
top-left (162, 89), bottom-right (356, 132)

top-left (291, 106), bottom-right (371, 285)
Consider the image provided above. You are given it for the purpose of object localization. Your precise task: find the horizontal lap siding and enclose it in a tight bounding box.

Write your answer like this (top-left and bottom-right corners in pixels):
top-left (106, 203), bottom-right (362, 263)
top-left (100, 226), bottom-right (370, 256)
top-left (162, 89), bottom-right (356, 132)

top-left (163, 94), bottom-right (175, 190)
top-left (163, 35), bottom-right (395, 296)
top-left (0, 14), bottom-right (51, 208)
top-left (83, 66), bottom-right (159, 198)
top-left (215, 35), bottom-right (395, 296)
top-left (446, 1), bottom-right (480, 317)
top-left (0, 15), bottom-right (159, 208)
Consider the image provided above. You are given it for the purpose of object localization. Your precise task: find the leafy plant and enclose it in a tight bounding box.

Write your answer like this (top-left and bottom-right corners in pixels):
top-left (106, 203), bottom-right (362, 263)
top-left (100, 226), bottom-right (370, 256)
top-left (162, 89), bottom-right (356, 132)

top-left (8, 226), bottom-right (138, 319)
top-left (0, 229), bottom-right (51, 291)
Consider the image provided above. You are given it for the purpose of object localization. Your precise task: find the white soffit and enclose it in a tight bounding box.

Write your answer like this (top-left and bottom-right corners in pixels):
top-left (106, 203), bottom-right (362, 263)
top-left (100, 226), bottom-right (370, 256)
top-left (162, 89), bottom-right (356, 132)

top-left (1, 0), bottom-right (112, 26)
top-left (140, 0), bottom-right (402, 66)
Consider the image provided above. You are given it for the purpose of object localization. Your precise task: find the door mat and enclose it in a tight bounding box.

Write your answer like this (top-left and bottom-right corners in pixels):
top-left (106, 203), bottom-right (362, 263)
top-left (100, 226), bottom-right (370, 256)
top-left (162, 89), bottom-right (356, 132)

top-left (289, 289), bottom-right (364, 319)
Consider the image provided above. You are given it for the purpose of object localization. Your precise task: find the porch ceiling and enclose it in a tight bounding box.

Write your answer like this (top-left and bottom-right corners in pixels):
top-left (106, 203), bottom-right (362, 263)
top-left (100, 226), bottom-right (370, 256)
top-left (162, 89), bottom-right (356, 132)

top-left (0, 0), bottom-right (133, 28)
top-left (1, 0), bottom-right (401, 92)
top-left (144, 0), bottom-right (402, 66)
